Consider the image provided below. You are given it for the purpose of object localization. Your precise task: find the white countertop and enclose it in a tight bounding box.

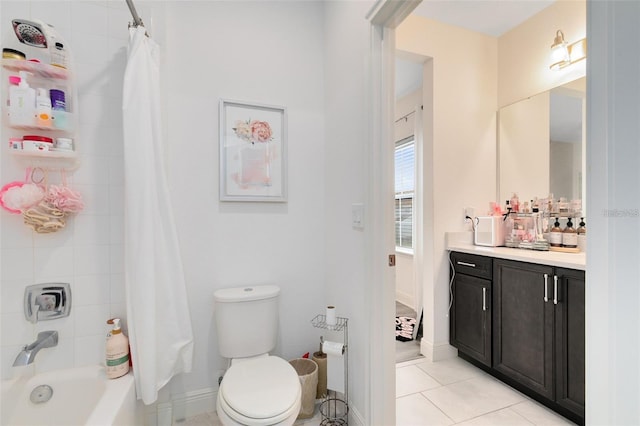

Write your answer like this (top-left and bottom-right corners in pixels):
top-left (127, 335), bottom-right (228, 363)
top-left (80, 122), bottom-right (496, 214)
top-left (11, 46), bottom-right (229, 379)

top-left (446, 232), bottom-right (586, 271)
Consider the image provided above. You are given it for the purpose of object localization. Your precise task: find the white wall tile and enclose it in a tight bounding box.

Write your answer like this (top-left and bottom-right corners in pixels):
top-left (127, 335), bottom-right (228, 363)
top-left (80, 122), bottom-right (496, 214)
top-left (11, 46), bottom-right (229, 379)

top-left (1, 248), bottom-right (34, 281)
top-left (75, 304), bottom-right (110, 337)
top-left (29, 1), bottom-right (72, 35)
top-left (70, 2), bottom-right (108, 38)
top-left (1, 219), bottom-right (34, 249)
top-left (31, 225), bottom-right (75, 248)
top-left (109, 244), bottom-right (124, 274)
top-left (75, 334), bottom-right (106, 367)
top-left (33, 246), bottom-right (74, 279)
top-left (74, 184), bottom-right (110, 215)
top-left (1, 313), bottom-right (34, 346)
top-left (74, 244), bottom-right (110, 275)
top-left (1, 280), bottom-right (27, 314)
top-left (73, 33), bottom-right (109, 66)
top-left (74, 214), bottom-right (110, 246)
top-left (109, 214), bottom-right (124, 245)
top-left (74, 274), bottom-right (110, 306)
top-left (110, 274), bottom-right (125, 304)
top-left (35, 336), bottom-right (75, 373)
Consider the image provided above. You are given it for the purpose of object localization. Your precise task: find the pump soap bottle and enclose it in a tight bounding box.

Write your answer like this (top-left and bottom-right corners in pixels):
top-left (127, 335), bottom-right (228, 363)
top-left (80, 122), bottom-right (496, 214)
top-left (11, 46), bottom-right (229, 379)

top-left (106, 318), bottom-right (130, 379)
top-left (549, 218), bottom-right (563, 247)
top-left (577, 218), bottom-right (587, 252)
top-left (562, 217), bottom-right (578, 249)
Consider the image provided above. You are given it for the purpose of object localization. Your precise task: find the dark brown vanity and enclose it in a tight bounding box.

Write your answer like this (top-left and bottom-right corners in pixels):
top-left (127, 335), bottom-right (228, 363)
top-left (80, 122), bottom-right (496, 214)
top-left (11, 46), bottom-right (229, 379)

top-left (450, 250), bottom-right (585, 425)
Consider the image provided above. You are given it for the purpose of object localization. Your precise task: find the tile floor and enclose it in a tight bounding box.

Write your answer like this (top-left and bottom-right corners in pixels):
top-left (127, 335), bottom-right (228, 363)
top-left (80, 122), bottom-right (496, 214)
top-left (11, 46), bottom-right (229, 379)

top-left (176, 357), bottom-right (575, 426)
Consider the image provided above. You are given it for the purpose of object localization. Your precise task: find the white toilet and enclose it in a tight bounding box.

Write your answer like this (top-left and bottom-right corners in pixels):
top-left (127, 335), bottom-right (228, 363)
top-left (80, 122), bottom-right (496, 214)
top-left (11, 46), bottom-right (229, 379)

top-left (214, 285), bottom-right (302, 426)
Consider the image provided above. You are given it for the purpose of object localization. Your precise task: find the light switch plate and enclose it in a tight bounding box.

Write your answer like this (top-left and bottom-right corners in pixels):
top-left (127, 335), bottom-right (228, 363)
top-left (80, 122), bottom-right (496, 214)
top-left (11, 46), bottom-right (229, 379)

top-left (352, 203), bottom-right (364, 229)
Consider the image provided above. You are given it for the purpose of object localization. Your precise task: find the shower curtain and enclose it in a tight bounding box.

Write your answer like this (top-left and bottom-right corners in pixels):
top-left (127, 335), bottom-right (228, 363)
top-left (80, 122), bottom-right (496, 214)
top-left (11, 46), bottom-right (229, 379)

top-left (122, 26), bottom-right (194, 405)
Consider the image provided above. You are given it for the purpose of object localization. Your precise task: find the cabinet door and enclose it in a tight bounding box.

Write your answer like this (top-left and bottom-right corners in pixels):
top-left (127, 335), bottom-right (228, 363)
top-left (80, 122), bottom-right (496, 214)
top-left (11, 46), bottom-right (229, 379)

top-left (554, 268), bottom-right (585, 418)
top-left (451, 273), bottom-right (491, 366)
top-left (493, 259), bottom-right (555, 400)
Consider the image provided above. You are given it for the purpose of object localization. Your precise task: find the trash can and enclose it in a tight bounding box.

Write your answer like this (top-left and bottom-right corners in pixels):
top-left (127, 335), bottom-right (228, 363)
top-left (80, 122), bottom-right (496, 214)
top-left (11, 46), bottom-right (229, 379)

top-left (289, 358), bottom-right (319, 419)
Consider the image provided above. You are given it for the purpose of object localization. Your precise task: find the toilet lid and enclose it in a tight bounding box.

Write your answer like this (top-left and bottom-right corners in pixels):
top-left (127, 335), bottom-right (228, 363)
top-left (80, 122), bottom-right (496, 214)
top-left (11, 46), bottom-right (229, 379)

top-left (220, 356), bottom-right (301, 419)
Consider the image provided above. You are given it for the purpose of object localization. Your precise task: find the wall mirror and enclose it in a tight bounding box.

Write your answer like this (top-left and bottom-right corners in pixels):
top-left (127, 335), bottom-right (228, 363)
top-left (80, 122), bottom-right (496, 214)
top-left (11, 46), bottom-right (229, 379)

top-left (498, 77), bottom-right (586, 212)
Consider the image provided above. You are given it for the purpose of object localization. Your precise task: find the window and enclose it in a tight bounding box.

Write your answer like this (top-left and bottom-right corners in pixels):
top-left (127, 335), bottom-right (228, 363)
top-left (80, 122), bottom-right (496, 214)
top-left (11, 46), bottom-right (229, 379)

top-left (395, 137), bottom-right (414, 251)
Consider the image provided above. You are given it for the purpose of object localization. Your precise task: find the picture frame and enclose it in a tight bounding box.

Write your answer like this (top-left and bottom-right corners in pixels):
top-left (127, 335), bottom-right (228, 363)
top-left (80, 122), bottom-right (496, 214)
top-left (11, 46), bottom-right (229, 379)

top-left (219, 99), bottom-right (287, 202)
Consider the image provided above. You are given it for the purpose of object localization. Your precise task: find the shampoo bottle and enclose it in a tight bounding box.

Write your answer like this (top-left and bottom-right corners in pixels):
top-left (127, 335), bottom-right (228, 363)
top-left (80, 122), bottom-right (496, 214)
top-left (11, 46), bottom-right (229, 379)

top-left (549, 218), bottom-right (563, 247)
top-left (9, 71), bottom-right (35, 126)
top-left (106, 318), bottom-right (130, 379)
top-left (577, 218), bottom-right (587, 252)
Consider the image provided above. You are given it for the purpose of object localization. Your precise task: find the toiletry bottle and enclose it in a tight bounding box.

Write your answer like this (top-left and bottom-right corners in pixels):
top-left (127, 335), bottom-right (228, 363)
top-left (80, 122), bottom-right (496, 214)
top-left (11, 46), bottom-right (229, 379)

top-left (577, 218), bottom-right (586, 235)
top-left (106, 318), bottom-right (130, 379)
top-left (9, 71), bottom-right (35, 126)
top-left (510, 193), bottom-right (520, 213)
top-left (549, 218), bottom-right (563, 247)
top-left (577, 218), bottom-right (587, 252)
top-left (36, 88), bottom-right (52, 127)
top-left (562, 217), bottom-right (578, 248)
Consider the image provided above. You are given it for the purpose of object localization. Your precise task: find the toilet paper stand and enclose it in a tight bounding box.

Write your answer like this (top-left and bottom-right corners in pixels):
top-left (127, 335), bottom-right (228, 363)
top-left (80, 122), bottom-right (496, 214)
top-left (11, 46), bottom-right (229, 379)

top-left (311, 314), bottom-right (349, 425)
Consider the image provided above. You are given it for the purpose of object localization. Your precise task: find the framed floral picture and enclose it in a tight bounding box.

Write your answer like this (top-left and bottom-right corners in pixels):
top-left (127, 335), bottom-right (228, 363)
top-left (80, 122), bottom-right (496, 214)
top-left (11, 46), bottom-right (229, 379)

top-left (219, 100), bottom-right (287, 202)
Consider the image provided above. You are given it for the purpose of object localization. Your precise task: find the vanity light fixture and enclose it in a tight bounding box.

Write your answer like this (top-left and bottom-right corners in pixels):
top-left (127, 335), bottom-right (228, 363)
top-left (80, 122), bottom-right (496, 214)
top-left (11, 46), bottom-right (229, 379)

top-left (550, 29), bottom-right (587, 70)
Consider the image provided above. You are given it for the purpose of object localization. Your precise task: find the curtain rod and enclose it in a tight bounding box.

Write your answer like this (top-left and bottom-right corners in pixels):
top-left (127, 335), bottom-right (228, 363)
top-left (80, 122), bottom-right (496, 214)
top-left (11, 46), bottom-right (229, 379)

top-left (395, 105), bottom-right (423, 124)
top-left (125, 0), bottom-right (145, 29)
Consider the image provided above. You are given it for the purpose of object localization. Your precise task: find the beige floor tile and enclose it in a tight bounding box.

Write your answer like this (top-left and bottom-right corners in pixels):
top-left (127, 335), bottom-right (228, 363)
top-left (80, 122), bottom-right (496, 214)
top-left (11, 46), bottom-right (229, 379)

top-left (415, 357), bottom-right (485, 385)
top-left (456, 407), bottom-right (534, 425)
top-left (421, 374), bottom-right (527, 423)
top-left (396, 364), bottom-right (443, 397)
top-left (396, 393), bottom-right (455, 426)
top-left (510, 400), bottom-right (577, 425)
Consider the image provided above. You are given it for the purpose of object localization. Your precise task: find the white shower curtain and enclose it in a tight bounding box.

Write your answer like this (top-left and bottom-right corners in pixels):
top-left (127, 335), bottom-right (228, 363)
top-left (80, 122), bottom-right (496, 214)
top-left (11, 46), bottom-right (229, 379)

top-left (122, 26), bottom-right (194, 405)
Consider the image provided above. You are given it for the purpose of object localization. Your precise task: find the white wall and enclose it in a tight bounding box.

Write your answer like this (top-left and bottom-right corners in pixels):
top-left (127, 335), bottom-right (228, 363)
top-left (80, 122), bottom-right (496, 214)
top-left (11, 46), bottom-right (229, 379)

top-left (396, 15), bottom-right (498, 358)
top-left (0, 0), bottom-right (139, 380)
top-left (323, 0), bottom-right (374, 419)
top-left (498, 0), bottom-right (586, 108)
top-left (162, 0), bottom-right (326, 401)
top-left (1, 0), bottom-right (332, 418)
top-left (587, 1), bottom-right (640, 423)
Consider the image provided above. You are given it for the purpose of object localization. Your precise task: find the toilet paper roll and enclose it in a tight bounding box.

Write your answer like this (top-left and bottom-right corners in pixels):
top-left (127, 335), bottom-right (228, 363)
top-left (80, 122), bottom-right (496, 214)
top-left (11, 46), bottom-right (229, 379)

top-left (313, 351), bottom-right (327, 398)
top-left (323, 341), bottom-right (345, 393)
top-left (326, 305), bottom-right (336, 326)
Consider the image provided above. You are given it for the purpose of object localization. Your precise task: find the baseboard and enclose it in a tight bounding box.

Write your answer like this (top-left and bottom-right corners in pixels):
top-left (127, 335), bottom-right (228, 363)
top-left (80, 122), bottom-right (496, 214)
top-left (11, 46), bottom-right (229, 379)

top-left (146, 388), bottom-right (217, 425)
top-left (420, 340), bottom-right (457, 362)
top-left (349, 400), bottom-right (365, 426)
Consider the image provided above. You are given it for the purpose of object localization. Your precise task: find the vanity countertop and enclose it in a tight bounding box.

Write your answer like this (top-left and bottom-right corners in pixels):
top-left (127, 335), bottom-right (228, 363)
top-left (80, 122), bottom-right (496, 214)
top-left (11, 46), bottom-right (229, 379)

top-left (446, 233), bottom-right (586, 271)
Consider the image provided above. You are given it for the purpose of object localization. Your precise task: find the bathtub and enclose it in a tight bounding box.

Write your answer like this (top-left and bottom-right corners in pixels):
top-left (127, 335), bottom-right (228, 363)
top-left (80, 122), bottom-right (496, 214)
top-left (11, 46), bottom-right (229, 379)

top-left (1, 365), bottom-right (141, 426)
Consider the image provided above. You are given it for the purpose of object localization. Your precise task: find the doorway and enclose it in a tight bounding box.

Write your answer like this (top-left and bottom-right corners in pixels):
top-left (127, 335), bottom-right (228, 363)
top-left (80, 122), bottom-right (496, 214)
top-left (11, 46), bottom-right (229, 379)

top-left (393, 53), bottom-right (427, 364)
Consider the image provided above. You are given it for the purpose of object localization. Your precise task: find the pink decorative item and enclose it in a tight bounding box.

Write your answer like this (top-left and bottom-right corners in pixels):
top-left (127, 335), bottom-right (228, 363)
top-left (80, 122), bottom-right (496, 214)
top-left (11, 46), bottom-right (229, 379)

top-left (45, 185), bottom-right (84, 213)
top-left (0, 182), bottom-right (45, 214)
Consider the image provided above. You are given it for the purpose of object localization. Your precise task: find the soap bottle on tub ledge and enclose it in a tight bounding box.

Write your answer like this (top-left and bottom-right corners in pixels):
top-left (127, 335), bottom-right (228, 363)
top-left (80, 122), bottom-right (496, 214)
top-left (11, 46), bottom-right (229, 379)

top-left (106, 318), bottom-right (130, 379)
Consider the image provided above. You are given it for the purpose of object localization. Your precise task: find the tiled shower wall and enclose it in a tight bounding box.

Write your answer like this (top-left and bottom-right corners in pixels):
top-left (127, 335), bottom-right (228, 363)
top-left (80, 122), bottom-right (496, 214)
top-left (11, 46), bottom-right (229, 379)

top-left (0, 1), bottom-right (159, 380)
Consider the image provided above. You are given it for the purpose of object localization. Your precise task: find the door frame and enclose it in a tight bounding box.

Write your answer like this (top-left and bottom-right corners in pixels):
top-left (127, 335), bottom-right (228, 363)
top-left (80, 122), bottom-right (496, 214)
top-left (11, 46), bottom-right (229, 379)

top-left (365, 1), bottom-right (421, 424)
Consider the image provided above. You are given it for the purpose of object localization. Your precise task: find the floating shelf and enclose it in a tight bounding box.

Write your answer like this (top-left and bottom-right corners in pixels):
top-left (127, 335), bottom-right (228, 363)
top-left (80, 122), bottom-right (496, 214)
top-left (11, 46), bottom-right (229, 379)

top-left (2, 59), bottom-right (69, 80)
top-left (10, 149), bottom-right (78, 170)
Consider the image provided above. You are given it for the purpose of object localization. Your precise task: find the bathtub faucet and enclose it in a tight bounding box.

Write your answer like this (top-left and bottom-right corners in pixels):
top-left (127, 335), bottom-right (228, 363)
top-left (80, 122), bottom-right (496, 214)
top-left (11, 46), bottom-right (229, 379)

top-left (13, 331), bottom-right (58, 366)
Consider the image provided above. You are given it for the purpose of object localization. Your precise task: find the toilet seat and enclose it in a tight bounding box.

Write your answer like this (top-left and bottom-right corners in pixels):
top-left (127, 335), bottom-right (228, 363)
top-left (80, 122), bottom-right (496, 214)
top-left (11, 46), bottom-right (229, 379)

top-left (218, 356), bottom-right (301, 425)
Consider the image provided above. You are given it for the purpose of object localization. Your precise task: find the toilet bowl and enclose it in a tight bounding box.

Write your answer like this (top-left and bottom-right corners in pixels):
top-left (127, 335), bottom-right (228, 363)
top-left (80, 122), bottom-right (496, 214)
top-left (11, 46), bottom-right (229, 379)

top-left (216, 355), bottom-right (301, 426)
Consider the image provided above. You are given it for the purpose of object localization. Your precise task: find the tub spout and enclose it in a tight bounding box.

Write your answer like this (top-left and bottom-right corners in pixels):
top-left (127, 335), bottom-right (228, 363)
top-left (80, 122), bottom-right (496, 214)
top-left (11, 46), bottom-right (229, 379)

top-left (13, 331), bottom-right (58, 366)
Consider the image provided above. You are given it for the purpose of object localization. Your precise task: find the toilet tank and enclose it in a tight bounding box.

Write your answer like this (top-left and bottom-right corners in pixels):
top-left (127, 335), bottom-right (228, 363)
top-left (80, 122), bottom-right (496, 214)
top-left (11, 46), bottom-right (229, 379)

top-left (214, 285), bottom-right (280, 359)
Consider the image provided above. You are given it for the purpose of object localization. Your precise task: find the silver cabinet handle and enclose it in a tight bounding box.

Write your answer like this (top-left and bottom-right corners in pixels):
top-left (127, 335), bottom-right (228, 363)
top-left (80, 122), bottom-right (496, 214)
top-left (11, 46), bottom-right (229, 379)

top-left (457, 261), bottom-right (476, 268)
top-left (553, 275), bottom-right (559, 305)
top-left (543, 273), bottom-right (549, 302)
top-left (482, 287), bottom-right (487, 311)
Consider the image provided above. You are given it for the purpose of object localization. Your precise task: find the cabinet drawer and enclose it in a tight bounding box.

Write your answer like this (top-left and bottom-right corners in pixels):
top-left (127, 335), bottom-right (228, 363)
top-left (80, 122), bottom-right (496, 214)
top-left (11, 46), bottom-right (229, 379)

top-left (451, 252), bottom-right (492, 279)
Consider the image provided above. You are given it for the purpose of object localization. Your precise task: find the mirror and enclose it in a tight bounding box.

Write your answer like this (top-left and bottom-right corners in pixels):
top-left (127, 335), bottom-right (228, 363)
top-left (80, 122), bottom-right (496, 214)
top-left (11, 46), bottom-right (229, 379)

top-left (498, 77), bottom-right (586, 212)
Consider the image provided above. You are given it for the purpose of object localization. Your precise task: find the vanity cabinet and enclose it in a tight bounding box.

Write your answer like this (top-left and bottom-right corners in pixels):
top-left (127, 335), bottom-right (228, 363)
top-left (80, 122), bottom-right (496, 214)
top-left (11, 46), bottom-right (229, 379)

top-left (493, 259), bottom-right (585, 421)
top-left (450, 252), bottom-right (585, 424)
top-left (449, 252), bottom-right (492, 367)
